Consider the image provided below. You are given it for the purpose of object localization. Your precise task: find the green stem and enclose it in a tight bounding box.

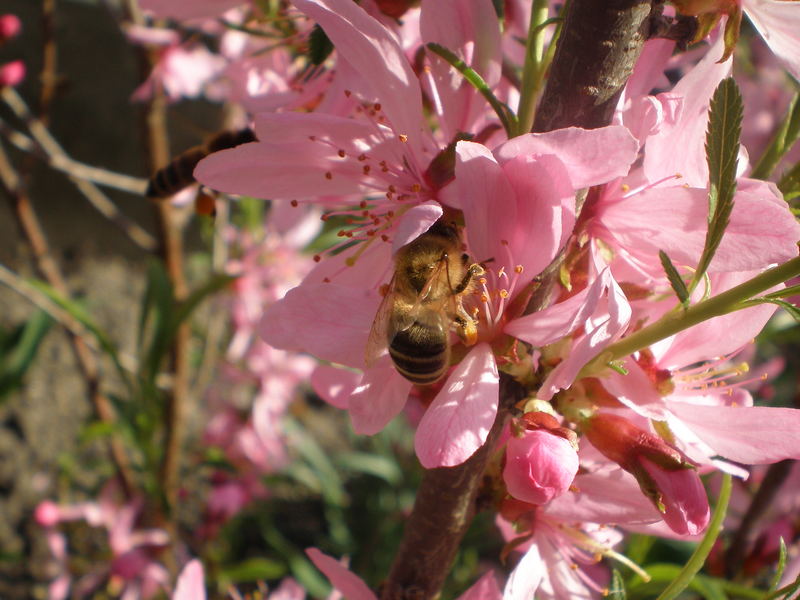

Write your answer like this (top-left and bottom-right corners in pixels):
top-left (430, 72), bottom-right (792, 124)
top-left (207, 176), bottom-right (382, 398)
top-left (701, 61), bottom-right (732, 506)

top-left (516, 0), bottom-right (550, 135)
top-left (583, 256), bottom-right (800, 373)
top-left (655, 473), bottom-right (732, 600)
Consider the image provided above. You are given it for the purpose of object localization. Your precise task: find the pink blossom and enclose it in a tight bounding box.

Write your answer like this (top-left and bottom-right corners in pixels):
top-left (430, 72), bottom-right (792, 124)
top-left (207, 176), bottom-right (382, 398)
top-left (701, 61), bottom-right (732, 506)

top-left (503, 429), bottom-right (579, 505)
top-left (0, 59), bottom-right (24, 87)
top-left (138, 0), bottom-right (247, 21)
top-left (172, 560), bottom-right (206, 600)
top-left (0, 14), bottom-right (21, 41)
top-left (307, 548), bottom-right (501, 600)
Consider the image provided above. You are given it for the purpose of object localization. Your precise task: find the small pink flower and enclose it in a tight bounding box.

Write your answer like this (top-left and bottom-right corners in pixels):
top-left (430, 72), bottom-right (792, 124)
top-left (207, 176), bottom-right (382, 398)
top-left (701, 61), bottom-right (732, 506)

top-left (0, 14), bottom-right (21, 42)
top-left (0, 59), bottom-right (24, 87)
top-left (504, 429), bottom-right (579, 505)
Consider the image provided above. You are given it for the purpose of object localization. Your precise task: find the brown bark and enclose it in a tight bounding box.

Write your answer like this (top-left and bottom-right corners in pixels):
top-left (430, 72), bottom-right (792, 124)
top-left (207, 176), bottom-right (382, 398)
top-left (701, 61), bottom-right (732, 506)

top-left (533, 0), bottom-right (658, 133)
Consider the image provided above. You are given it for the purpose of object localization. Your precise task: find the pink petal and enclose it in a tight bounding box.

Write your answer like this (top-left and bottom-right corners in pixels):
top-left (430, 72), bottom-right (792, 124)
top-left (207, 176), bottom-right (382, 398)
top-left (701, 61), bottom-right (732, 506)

top-left (292, 0), bottom-right (426, 157)
top-left (349, 361), bottom-right (413, 434)
top-left (640, 458), bottom-right (710, 536)
top-left (457, 570), bottom-right (503, 600)
top-left (668, 403), bottom-right (800, 464)
top-left (260, 283), bottom-right (380, 368)
top-left (503, 543), bottom-right (544, 600)
top-left (504, 270), bottom-right (606, 347)
top-left (414, 343), bottom-right (499, 468)
top-left (455, 141), bottom-right (516, 264)
top-left (172, 560), bottom-right (206, 600)
top-left (655, 271), bottom-right (779, 368)
top-left (420, 0), bottom-right (502, 138)
top-left (310, 365), bottom-right (361, 409)
top-left (195, 141), bottom-right (366, 200)
top-left (743, 0), bottom-right (800, 82)
top-left (391, 201), bottom-right (443, 253)
top-left (643, 33), bottom-right (731, 186)
top-left (306, 548), bottom-right (377, 600)
top-left (493, 126), bottom-right (639, 189)
top-left (547, 469), bottom-right (663, 525)
top-left (537, 271), bottom-right (631, 400)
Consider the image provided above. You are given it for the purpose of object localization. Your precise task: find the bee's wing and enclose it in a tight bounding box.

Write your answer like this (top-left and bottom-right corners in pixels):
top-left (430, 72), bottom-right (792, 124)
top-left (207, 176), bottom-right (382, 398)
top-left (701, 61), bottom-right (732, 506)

top-left (365, 275), bottom-right (398, 368)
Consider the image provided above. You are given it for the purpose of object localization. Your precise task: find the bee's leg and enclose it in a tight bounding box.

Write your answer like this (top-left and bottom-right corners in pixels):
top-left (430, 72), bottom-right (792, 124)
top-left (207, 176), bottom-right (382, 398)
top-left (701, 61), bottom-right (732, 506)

top-left (452, 263), bottom-right (484, 295)
top-left (453, 299), bottom-right (479, 346)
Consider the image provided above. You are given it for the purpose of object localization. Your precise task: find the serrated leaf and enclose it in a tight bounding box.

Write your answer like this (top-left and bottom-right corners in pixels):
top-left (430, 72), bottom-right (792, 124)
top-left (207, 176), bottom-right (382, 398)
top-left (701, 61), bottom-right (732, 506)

top-left (752, 92), bottom-right (800, 180)
top-left (659, 250), bottom-right (690, 305)
top-left (693, 78), bottom-right (743, 290)
top-left (308, 24), bottom-right (333, 66)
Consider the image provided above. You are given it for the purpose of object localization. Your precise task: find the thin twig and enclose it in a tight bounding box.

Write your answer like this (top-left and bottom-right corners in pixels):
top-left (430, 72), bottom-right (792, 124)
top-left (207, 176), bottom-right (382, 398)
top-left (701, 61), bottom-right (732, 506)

top-left (0, 140), bottom-right (137, 498)
top-left (0, 121), bottom-right (149, 194)
top-left (0, 87), bottom-right (157, 251)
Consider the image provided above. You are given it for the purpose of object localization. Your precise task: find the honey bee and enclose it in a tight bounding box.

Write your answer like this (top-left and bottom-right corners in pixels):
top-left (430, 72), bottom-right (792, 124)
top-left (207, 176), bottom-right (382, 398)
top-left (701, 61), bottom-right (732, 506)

top-left (367, 220), bottom-right (483, 385)
top-left (145, 128), bottom-right (256, 198)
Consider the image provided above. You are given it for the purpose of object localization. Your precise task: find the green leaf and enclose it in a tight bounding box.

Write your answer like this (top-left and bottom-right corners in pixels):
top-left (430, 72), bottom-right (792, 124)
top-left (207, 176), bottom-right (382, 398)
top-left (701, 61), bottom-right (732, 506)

top-left (739, 298), bottom-right (800, 322)
top-left (219, 557), bottom-right (286, 583)
top-left (693, 78), bottom-right (743, 291)
top-left (26, 279), bottom-right (129, 386)
top-left (778, 159), bottom-right (800, 197)
top-left (173, 273), bottom-right (236, 328)
top-left (0, 310), bottom-right (52, 398)
top-left (769, 538), bottom-right (788, 593)
top-left (655, 473), bottom-right (732, 600)
top-left (139, 262), bottom-right (175, 382)
top-left (659, 250), bottom-right (690, 305)
top-left (607, 569), bottom-right (627, 600)
top-left (308, 24), bottom-right (334, 66)
top-left (764, 284), bottom-right (800, 300)
top-left (751, 91), bottom-right (800, 180)
top-left (335, 451), bottom-right (402, 484)
top-left (426, 42), bottom-right (518, 137)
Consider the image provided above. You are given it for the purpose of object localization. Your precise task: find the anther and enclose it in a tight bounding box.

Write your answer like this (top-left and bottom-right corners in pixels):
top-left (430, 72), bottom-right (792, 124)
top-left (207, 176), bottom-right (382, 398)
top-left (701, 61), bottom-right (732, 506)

top-left (388, 185), bottom-right (396, 193)
top-left (399, 134), bottom-right (408, 142)
top-left (374, 103), bottom-right (382, 111)
top-left (411, 183), bottom-right (421, 193)
top-left (325, 172), bottom-right (333, 180)
top-left (338, 149), bottom-right (346, 158)
top-left (344, 90), bottom-right (352, 97)
top-left (363, 166), bottom-right (371, 175)
top-left (313, 255), bottom-right (321, 262)
top-left (290, 199), bottom-right (298, 207)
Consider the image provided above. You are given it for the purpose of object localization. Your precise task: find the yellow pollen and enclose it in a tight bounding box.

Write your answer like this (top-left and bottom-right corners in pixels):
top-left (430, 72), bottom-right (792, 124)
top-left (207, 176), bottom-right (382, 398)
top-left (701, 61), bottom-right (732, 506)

top-left (480, 293), bottom-right (489, 303)
top-left (621, 184), bottom-right (630, 192)
top-left (399, 134), bottom-right (408, 142)
top-left (515, 265), bottom-right (523, 273)
top-left (325, 172), bottom-right (333, 180)
top-left (479, 277), bottom-right (487, 285)
top-left (500, 289), bottom-right (509, 298)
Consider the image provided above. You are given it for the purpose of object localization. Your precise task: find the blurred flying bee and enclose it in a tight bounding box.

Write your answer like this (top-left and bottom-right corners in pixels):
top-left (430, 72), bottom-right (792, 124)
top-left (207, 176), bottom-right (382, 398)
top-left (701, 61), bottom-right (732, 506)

top-left (367, 220), bottom-right (484, 385)
top-left (145, 128), bottom-right (256, 199)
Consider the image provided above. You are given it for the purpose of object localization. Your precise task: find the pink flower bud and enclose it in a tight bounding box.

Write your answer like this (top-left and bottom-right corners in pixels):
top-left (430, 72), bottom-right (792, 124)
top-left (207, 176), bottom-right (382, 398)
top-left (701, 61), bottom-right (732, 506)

top-left (503, 429), bottom-right (579, 505)
top-left (34, 500), bottom-right (61, 527)
top-left (640, 457), bottom-right (710, 535)
top-left (0, 60), bottom-right (24, 87)
top-left (0, 14), bottom-right (21, 41)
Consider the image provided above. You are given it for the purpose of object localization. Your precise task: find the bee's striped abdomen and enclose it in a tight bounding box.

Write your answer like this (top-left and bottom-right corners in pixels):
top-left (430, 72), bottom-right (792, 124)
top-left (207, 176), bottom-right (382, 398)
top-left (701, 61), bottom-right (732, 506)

top-left (389, 323), bottom-right (449, 385)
